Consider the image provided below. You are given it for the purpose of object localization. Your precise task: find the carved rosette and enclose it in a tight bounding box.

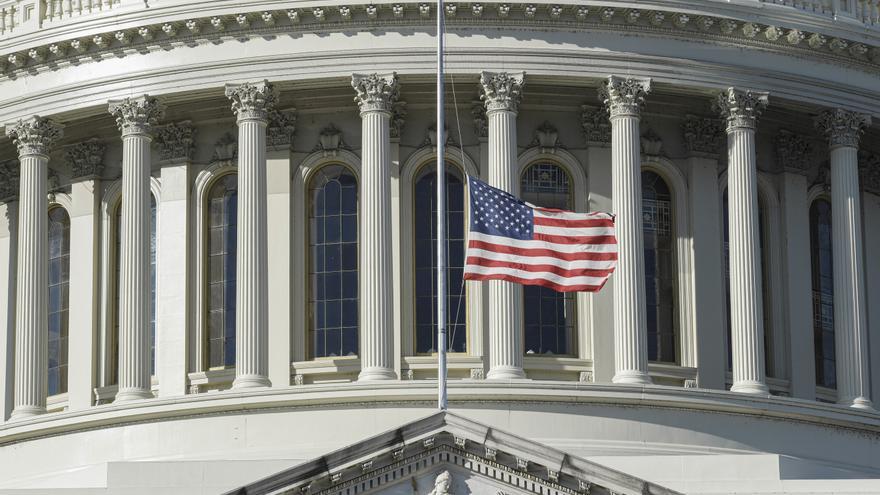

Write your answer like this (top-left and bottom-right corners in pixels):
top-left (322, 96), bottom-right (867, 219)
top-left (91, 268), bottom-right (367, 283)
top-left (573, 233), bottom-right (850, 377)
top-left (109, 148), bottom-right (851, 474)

top-left (0, 160), bottom-right (19, 201)
top-left (267, 109), bottom-right (297, 147)
top-left (225, 80), bottom-right (278, 123)
top-left (471, 102), bottom-right (488, 138)
top-left (681, 115), bottom-right (724, 156)
top-left (5, 116), bottom-right (64, 157)
top-left (351, 72), bottom-right (400, 114)
top-left (775, 130), bottom-right (814, 175)
top-left (598, 76), bottom-right (651, 119)
top-left (65, 138), bottom-right (106, 179)
top-left (108, 95), bottom-right (165, 137)
top-left (479, 71), bottom-right (525, 114)
top-left (154, 121), bottom-right (196, 162)
top-left (389, 102), bottom-right (406, 138)
top-left (580, 105), bottom-right (611, 145)
top-left (713, 88), bottom-right (769, 132)
top-left (814, 108), bottom-right (871, 149)
top-left (859, 152), bottom-right (880, 195)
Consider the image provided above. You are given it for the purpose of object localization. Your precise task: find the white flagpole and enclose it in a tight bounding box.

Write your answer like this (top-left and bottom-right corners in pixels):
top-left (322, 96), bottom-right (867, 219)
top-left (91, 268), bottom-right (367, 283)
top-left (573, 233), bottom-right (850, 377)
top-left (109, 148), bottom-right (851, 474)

top-left (436, 0), bottom-right (448, 411)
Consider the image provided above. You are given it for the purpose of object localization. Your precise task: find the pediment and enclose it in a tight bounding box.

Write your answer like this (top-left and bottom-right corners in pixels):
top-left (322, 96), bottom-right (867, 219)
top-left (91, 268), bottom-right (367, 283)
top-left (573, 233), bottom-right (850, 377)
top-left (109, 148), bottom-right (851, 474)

top-left (227, 412), bottom-right (680, 495)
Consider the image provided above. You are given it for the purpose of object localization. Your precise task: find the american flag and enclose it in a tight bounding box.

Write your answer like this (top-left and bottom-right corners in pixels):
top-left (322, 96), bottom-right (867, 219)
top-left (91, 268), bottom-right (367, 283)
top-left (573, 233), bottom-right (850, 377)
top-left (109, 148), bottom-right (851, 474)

top-left (463, 175), bottom-right (618, 293)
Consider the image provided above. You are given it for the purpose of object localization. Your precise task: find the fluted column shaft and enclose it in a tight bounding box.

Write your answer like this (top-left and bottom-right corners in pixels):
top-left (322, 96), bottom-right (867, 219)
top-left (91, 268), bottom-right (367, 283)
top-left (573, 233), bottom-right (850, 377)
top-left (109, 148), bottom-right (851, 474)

top-left (816, 109), bottom-right (873, 409)
top-left (352, 73), bottom-right (398, 380)
top-left (716, 88), bottom-right (769, 395)
top-left (6, 117), bottom-right (62, 419)
top-left (600, 76), bottom-right (652, 385)
top-left (109, 97), bottom-right (164, 401)
top-left (226, 81), bottom-right (275, 389)
top-left (481, 71), bottom-right (526, 380)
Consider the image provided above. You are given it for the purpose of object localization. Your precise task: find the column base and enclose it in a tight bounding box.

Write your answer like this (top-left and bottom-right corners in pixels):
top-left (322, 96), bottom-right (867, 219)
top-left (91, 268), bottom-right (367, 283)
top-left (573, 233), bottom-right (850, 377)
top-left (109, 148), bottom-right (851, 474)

top-left (612, 370), bottom-right (652, 385)
top-left (839, 396), bottom-right (875, 411)
top-left (730, 380), bottom-right (769, 395)
top-left (115, 388), bottom-right (154, 402)
top-left (232, 374), bottom-right (272, 389)
top-left (10, 405), bottom-right (46, 420)
top-left (358, 367), bottom-right (398, 381)
top-left (486, 366), bottom-right (527, 380)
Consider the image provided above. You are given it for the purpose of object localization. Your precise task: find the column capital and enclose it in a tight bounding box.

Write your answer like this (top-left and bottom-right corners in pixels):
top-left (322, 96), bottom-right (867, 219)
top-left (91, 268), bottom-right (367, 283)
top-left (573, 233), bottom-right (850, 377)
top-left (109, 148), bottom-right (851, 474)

top-left (814, 108), bottom-right (871, 149)
top-left (479, 71), bottom-right (525, 114)
top-left (351, 72), bottom-right (399, 114)
top-left (65, 138), bottom-right (106, 180)
top-left (108, 95), bottom-right (165, 137)
top-left (5, 116), bottom-right (64, 157)
top-left (225, 80), bottom-right (277, 123)
top-left (154, 121), bottom-right (196, 162)
top-left (714, 88), bottom-right (768, 132)
top-left (598, 76), bottom-right (651, 119)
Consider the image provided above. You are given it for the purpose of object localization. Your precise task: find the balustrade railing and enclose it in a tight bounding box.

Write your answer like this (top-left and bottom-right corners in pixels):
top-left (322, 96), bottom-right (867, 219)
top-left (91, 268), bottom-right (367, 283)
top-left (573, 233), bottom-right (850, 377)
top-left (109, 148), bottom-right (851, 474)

top-left (0, 0), bottom-right (877, 41)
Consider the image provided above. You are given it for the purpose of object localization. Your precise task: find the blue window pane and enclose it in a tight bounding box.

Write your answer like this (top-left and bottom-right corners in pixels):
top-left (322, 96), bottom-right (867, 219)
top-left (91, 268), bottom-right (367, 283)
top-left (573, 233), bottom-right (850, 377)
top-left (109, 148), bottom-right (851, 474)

top-left (342, 272), bottom-right (357, 299)
top-left (342, 328), bottom-right (358, 356)
top-left (642, 170), bottom-right (675, 363)
top-left (342, 215), bottom-right (357, 243)
top-left (341, 244), bottom-right (357, 271)
top-left (326, 329), bottom-right (341, 357)
top-left (325, 244), bottom-right (341, 272)
top-left (206, 175), bottom-right (238, 368)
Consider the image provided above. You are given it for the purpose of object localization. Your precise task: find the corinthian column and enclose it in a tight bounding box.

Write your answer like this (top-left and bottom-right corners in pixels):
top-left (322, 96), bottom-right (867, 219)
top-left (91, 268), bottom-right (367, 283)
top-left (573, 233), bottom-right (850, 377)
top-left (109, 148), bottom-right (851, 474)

top-left (815, 109), bottom-right (874, 409)
top-left (5, 117), bottom-right (63, 419)
top-left (715, 88), bottom-right (770, 395)
top-left (352, 73), bottom-right (399, 381)
top-left (480, 71), bottom-right (527, 380)
top-left (225, 81), bottom-right (276, 389)
top-left (108, 96), bottom-right (164, 401)
top-left (599, 76), bottom-right (652, 385)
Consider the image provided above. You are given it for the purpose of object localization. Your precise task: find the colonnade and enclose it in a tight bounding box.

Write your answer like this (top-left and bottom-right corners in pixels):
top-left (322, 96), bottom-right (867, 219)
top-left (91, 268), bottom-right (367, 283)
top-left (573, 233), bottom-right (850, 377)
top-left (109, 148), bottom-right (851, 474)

top-left (1, 72), bottom-right (875, 419)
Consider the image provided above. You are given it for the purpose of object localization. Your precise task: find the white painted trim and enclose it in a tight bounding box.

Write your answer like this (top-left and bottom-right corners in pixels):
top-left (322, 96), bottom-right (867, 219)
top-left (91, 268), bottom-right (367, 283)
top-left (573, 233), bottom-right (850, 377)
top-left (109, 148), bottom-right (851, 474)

top-left (517, 147), bottom-right (592, 367)
top-left (642, 157), bottom-right (696, 370)
top-left (291, 149), bottom-right (362, 364)
top-left (399, 146), bottom-right (479, 358)
top-left (189, 163), bottom-right (237, 379)
top-left (98, 177), bottom-right (162, 388)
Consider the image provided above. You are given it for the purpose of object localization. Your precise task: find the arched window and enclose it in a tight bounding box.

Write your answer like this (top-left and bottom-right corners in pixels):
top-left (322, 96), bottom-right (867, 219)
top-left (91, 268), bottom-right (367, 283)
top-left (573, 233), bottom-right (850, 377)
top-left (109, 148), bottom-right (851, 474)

top-left (309, 165), bottom-right (359, 358)
top-left (414, 163), bottom-right (467, 354)
top-left (722, 190), bottom-right (772, 374)
top-left (48, 207), bottom-right (70, 396)
top-left (110, 196), bottom-right (157, 384)
top-left (521, 163), bottom-right (574, 356)
top-left (206, 174), bottom-right (238, 368)
top-left (642, 170), bottom-right (677, 363)
top-left (810, 198), bottom-right (835, 388)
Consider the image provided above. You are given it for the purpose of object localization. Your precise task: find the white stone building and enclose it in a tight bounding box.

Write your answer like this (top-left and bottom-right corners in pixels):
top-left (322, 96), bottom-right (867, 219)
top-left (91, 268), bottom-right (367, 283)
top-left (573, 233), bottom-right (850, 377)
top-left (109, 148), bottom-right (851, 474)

top-left (0, 0), bottom-right (878, 493)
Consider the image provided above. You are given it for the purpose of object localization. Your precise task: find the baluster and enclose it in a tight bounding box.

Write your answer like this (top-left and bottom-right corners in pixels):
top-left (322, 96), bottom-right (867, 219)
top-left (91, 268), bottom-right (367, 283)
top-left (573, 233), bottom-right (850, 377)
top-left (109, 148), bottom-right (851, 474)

top-left (103, 0), bottom-right (111, 10)
top-left (54, 0), bottom-right (62, 19)
top-left (1, 8), bottom-right (6, 34)
top-left (65, 0), bottom-right (72, 18)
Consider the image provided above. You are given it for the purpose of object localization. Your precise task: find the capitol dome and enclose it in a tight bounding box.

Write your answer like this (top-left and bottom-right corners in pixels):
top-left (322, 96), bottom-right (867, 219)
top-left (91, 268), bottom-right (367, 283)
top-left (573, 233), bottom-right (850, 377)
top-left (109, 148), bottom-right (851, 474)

top-left (0, 0), bottom-right (879, 493)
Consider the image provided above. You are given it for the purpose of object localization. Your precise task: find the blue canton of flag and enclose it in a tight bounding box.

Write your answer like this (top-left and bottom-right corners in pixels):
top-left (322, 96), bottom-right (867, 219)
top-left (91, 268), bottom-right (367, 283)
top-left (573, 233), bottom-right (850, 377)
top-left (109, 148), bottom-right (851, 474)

top-left (468, 177), bottom-right (534, 240)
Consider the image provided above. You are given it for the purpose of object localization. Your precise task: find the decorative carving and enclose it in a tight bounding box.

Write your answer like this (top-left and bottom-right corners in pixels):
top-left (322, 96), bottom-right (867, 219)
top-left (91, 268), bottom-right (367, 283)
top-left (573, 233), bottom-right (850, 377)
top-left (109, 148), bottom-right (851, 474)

top-left (360, 459), bottom-right (373, 472)
top-left (351, 72), bottom-right (400, 114)
top-left (484, 447), bottom-right (497, 460)
top-left (859, 152), bottom-right (880, 195)
top-left (681, 115), bottom-right (724, 156)
top-left (598, 76), bottom-right (651, 118)
top-left (640, 128), bottom-right (662, 155)
top-left (212, 132), bottom-right (238, 162)
top-left (578, 480), bottom-right (594, 494)
top-left (389, 101), bottom-right (407, 138)
top-left (532, 121), bottom-right (559, 152)
top-left (429, 471), bottom-right (453, 495)
top-left (316, 124), bottom-right (347, 157)
top-left (547, 469), bottom-right (559, 482)
top-left (578, 371), bottom-right (593, 383)
top-left (516, 457), bottom-right (529, 470)
top-left (293, 374), bottom-right (305, 385)
top-left (479, 71), bottom-right (525, 113)
top-left (225, 80), bottom-right (278, 122)
top-left (5, 117), bottom-right (64, 157)
top-left (0, 160), bottom-right (19, 202)
top-left (424, 124), bottom-right (454, 149)
top-left (581, 105), bottom-right (611, 145)
top-left (472, 102), bottom-right (488, 138)
top-left (470, 368), bottom-right (485, 380)
top-left (154, 121), bottom-right (196, 162)
top-left (267, 108), bottom-right (297, 148)
top-left (423, 436), bottom-right (435, 448)
top-left (775, 130), bottom-right (813, 175)
top-left (713, 88), bottom-right (769, 132)
top-left (108, 95), bottom-right (165, 136)
top-left (65, 138), bottom-right (106, 179)
top-left (405, 369), bottom-right (415, 380)
top-left (813, 163), bottom-right (832, 193)
top-left (454, 436), bottom-right (467, 448)
top-left (684, 379), bottom-right (697, 389)
top-left (814, 109), bottom-right (871, 149)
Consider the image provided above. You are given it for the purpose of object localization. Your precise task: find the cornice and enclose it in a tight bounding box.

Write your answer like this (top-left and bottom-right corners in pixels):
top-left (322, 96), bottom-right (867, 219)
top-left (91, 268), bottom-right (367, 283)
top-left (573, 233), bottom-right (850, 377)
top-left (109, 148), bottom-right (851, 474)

top-left (0, 3), bottom-right (878, 81)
